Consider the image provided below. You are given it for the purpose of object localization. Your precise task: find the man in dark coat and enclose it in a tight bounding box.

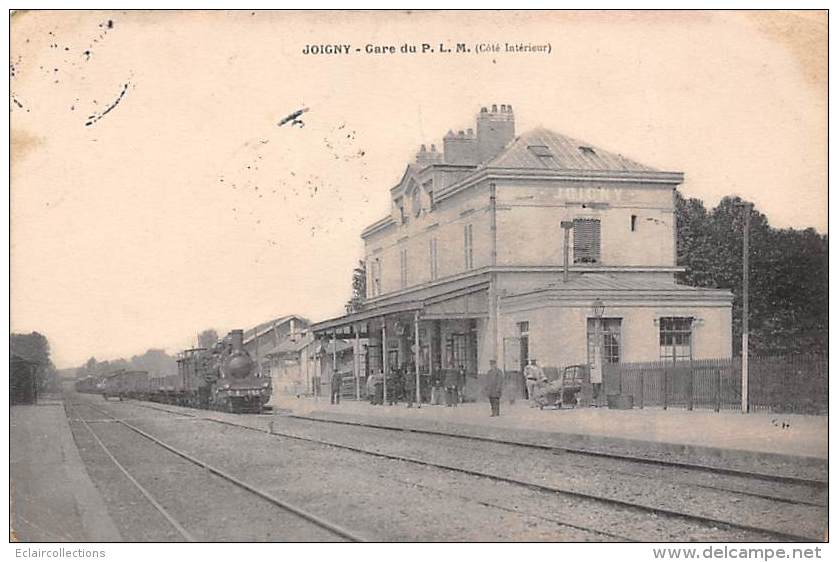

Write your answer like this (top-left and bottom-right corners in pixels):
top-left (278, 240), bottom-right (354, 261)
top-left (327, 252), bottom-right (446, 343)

top-left (484, 359), bottom-right (504, 417)
top-left (366, 372), bottom-right (377, 404)
top-left (444, 367), bottom-right (459, 407)
top-left (404, 365), bottom-right (416, 408)
top-left (374, 371), bottom-right (384, 405)
top-left (388, 367), bottom-right (402, 405)
top-left (430, 367), bottom-right (443, 405)
top-left (330, 369), bottom-right (342, 405)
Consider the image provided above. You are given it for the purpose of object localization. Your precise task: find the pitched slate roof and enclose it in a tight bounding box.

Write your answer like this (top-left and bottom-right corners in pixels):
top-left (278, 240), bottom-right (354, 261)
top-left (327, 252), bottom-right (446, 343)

top-left (316, 339), bottom-right (354, 355)
top-left (243, 314), bottom-right (309, 342)
top-left (263, 337), bottom-right (311, 356)
top-left (543, 274), bottom-right (716, 292)
top-left (507, 273), bottom-right (733, 300)
top-left (484, 128), bottom-right (658, 172)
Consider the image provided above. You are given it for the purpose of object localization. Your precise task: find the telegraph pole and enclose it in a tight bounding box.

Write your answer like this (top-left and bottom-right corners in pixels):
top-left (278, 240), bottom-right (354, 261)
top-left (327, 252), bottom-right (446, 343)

top-left (740, 203), bottom-right (752, 413)
top-left (382, 324), bottom-right (388, 405)
top-left (414, 311), bottom-right (421, 406)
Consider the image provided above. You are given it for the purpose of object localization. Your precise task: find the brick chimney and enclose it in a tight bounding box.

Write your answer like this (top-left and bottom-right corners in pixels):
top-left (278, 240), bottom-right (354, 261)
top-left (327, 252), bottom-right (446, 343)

top-left (415, 144), bottom-right (431, 166)
top-left (416, 143), bottom-right (445, 166)
top-left (443, 128), bottom-right (478, 165)
top-left (476, 104), bottom-right (515, 163)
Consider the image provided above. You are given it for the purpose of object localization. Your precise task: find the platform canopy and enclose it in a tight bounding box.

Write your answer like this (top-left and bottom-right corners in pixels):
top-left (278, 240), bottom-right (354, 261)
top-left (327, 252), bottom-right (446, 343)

top-left (310, 300), bottom-right (423, 334)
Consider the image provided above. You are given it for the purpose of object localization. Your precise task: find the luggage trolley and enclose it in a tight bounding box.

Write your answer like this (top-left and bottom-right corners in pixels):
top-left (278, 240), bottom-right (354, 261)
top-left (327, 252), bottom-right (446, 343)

top-left (533, 364), bottom-right (591, 409)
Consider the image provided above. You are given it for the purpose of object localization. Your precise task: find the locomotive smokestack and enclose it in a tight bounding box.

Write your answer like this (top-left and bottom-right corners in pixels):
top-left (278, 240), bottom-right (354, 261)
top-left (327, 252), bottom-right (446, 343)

top-left (231, 329), bottom-right (244, 352)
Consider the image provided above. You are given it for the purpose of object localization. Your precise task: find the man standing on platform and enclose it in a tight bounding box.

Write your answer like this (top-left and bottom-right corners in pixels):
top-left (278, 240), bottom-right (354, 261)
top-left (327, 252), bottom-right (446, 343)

top-left (524, 359), bottom-right (545, 406)
top-left (430, 365), bottom-right (443, 405)
top-left (444, 367), bottom-right (459, 407)
top-left (484, 359), bottom-right (504, 417)
top-left (330, 368), bottom-right (342, 405)
top-left (366, 372), bottom-right (376, 404)
top-left (312, 372), bottom-right (321, 400)
top-left (404, 364), bottom-right (416, 408)
top-left (374, 370), bottom-right (384, 405)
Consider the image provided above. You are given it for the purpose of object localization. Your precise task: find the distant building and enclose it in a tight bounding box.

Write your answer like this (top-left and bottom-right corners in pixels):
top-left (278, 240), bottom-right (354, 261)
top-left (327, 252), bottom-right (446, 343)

top-left (242, 314), bottom-right (309, 372)
top-left (311, 104), bottom-right (732, 396)
top-left (262, 329), bottom-right (368, 401)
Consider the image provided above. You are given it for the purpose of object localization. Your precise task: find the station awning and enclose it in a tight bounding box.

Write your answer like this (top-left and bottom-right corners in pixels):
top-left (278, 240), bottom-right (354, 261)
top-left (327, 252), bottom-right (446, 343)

top-left (310, 301), bottom-right (423, 334)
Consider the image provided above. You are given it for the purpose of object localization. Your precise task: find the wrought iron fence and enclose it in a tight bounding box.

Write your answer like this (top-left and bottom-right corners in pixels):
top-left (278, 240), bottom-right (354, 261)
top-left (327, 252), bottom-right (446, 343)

top-left (602, 354), bottom-right (827, 414)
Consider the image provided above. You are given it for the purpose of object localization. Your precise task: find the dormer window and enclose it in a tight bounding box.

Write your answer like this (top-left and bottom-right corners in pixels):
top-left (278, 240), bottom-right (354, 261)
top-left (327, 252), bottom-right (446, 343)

top-left (527, 145), bottom-right (552, 157)
top-left (579, 145), bottom-right (597, 156)
top-left (528, 144), bottom-right (555, 167)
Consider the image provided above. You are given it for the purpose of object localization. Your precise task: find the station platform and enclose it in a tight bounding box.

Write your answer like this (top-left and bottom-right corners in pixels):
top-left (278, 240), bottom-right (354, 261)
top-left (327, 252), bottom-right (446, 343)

top-left (10, 399), bottom-right (121, 542)
top-left (273, 394), bottom-right (828, 479)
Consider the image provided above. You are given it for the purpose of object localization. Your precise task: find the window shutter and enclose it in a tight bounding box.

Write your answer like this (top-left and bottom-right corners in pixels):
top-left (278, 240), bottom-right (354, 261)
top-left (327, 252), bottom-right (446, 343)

top-left (573, 219), bottom-right (601, 264)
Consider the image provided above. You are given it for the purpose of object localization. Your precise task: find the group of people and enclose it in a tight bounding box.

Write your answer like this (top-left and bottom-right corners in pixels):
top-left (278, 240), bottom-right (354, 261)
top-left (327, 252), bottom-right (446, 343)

top-left (364, 363), bottom-right (470, 408)
top-left (431, 364), bottom-right (468, 407)
top-left (483, 359), bottom-right (548, 415)
top-left (364, 363), bottom-right (417, 407)
top-left (331, 358), bottom-right (546, 418)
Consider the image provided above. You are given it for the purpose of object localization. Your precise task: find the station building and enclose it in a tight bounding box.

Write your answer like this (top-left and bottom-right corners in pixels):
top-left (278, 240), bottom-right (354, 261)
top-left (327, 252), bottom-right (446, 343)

top-left (243, 314), bottom-right (309, 369)
top-left (311, 104), bottom-right (732, 398)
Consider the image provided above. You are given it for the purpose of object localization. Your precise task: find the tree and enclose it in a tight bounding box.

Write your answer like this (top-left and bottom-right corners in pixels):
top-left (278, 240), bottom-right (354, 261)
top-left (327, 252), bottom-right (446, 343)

top-left (10, 331), bottom-right (58, 391)
top-left (130, 348), bottom-right (177, 374)
top-left (197, 329), bottom-right (219, 349)
top-left (75, 349), bottom-right (179, 379)
top-left (675, 194), bottom-right (828, 355)
top-left (345, 260), bottom-right (367, 314)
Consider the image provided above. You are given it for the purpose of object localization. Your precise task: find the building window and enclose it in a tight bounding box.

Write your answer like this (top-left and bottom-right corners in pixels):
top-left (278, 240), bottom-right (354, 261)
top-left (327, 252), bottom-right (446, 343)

top-left (518, 321), bottom-right (529, 336)
top-left (464, 223), bottom-right (474, 269)
top-left (587, 318), bottom-right (622, 365)
top-left (395, 197), bottom-right (406, 224)
top-left (450, 334), bottom-right (467, 369)
top-left (631, 215), bottom-right (637, 232)
top-left (411, 188), bottom-right (421, 217)
top-left (659, 317), bottom-right (693, 362)
top-left (573, 218), bottom-right (601, 264)
top-left (429, 238), bottom-right (438, 281)
top-left (400, 248), bottom-right (408, 288)
top-left (423, 180), bottom-right (434, 211)
top-left (373, 258), bottom-right (382, 296)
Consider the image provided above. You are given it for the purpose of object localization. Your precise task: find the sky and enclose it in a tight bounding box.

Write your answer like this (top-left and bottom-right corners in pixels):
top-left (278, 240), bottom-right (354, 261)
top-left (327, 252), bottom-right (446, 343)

top-left (9, 10), bottom-right (826, 368)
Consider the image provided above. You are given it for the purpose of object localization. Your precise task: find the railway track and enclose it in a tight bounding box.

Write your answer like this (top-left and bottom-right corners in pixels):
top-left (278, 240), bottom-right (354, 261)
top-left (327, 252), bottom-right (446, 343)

top-left (75, 398), bottom-right (634, 541)
top-left (285, 414), bottom-right (828, 508)
top-left (68, 401), bottom-right (366, 542)
top-left (125, 399), bottom-right (827, 506)
top-left (287, 414), bottom-right (828, 488)
top-left (118, 399), bottom-right (824, 542)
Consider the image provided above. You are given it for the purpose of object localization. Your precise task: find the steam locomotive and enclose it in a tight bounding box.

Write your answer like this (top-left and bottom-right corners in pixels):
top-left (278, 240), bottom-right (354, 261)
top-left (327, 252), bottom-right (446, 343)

top-left (74, 329), bottom-right (271, 414)
top-left (174, 329), bottom-right (271, 413)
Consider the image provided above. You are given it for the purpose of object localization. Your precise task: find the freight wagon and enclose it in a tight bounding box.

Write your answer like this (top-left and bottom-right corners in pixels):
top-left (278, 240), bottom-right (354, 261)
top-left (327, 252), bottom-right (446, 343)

top-left (102, 370), bottom-right (150, 401)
